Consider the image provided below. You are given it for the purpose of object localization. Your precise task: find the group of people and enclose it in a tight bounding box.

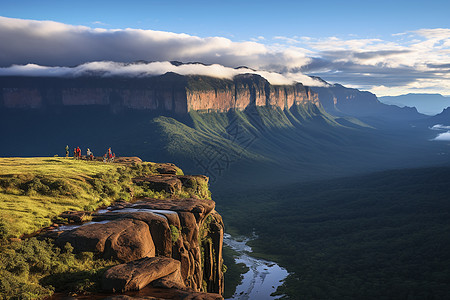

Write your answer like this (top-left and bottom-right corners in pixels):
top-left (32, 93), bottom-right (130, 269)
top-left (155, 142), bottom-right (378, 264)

top-left (65, 145), bottom-right (114, 162)
top-left (103, 147), bottom-right (116, 163)
top-left (73, 146), bottom-right (82, 159)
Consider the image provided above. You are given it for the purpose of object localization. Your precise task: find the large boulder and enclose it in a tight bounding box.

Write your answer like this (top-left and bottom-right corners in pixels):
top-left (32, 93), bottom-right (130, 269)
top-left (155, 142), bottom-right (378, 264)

top-left (151, 267), bottom-right (185, 290)
top-left (56, 219), bottom-right (155, 262)
top-left (155, 163), bottom-right (182, 175)
top-left (102, 257), bottom-right (182, 292)
top-left (60, 210), bottom-right (89, 223)
top-left (104, 292), bottom-right (223, 300)
top-left (113, 157), bottom-right (143, 165)
top-left (91, 211), bottom-right (173, 257)
top-left (133, 198), bottom-right (215, 221)
top-left (133, 175), bottom-right (182, 194)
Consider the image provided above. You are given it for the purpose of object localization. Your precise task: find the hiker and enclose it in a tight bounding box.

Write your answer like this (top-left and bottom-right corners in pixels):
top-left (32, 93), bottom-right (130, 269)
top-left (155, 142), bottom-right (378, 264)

top-left (104, 148), bottom-right (113, 162)
top-left (65, 145), bottom-right (69, 157)
top-left (73, 148), bottom-right (77, 159)
top-left (87, 148), bottom-right (93, 161)
top-left (76, 147), bottom-right (81, 159)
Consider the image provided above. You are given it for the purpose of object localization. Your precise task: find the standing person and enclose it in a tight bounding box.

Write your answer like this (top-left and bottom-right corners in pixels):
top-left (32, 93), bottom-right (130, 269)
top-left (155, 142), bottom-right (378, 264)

top-left (87, 148), bottom-right (92, 160)
top-left (77, 147), bottom-right (81, 159)
top-left (73, 148), bottom-right (77, 159)
top-left (65, 145), bottom-right (69, 158)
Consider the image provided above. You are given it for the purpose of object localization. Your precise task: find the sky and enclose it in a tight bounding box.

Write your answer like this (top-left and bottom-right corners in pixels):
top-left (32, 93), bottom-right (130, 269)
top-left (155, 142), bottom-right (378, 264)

top-left (0, 0), bottom-right (449, 96)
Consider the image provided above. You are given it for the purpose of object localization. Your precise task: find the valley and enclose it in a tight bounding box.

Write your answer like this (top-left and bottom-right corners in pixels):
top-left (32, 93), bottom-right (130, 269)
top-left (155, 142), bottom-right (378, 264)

top-left (1, 73), bottom-right (450, 299)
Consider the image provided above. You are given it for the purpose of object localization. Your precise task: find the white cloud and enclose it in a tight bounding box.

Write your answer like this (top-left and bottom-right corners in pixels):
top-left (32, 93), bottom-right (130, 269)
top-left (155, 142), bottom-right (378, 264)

top-left (92, 21), bottom-right (108, 26)
top-left (0, 16), bottom-right (449, 95)
top-left (431, 124), bottom-right (450, 131)
top-left (433, 131), bottom-right (450, 141)
top-left (273, 36), bottom-right (301, 44)
top-left (0, 16), bottom-right (311, 74)
top-left (0, 61), bottom-right (327, 86)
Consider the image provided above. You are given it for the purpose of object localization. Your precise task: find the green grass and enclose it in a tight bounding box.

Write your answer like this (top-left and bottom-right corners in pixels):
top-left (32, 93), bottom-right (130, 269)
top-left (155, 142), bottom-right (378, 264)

top-left (0, 157), bottom-right (127, 238)
top-left (0, 156), bottom-right (214, 299)
top-left (0, 157), bottom-right (209, 239)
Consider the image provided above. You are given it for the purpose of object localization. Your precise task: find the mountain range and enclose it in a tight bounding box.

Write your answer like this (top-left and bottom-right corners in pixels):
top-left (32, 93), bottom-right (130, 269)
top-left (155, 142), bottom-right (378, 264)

top-left (1, 72), bottom-right (448, 190)
top-left (379, 93), bottom-right (450, 115)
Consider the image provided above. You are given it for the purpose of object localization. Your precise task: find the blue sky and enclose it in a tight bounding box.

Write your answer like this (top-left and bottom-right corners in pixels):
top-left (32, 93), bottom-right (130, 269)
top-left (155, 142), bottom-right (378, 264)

top-left (0, 0), bottom-right (449, 96)
top-left (2, 0), bottom-right (449, 40)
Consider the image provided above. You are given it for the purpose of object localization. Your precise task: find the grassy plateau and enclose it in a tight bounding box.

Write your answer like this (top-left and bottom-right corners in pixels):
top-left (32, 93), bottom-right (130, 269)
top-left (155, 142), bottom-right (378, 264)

top-left (0, 156), bottom-right (214, 299)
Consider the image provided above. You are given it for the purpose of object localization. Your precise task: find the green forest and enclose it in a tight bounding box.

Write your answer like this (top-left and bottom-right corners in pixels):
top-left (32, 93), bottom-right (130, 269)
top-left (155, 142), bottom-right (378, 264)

top-left (216, 166), bottom-right (450, 299)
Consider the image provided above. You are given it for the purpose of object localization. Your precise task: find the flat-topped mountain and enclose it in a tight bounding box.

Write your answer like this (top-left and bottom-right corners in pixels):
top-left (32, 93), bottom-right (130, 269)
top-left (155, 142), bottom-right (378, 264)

top-left (0, 73), bottom-right (318, 114)
top-left (379, 93), bottom-right (450, 115)
top-left (0, 70), bottom-right (427, 123)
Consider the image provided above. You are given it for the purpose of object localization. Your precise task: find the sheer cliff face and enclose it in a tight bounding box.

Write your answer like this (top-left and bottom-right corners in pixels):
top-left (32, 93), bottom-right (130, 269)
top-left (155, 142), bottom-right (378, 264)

top-left (186, 77), bottom-right (319, 111)
top-left (186, 74), bottom-right (319, 111)
top-left (0, 73), bottom-right (319, 113)
top-left (49, 170), bottom-right (225, 296)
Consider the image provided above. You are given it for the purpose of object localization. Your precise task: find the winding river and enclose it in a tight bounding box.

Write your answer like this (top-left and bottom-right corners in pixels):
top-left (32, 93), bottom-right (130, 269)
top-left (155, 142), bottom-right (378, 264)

top-left (224, 233), bottom-right (289, 300)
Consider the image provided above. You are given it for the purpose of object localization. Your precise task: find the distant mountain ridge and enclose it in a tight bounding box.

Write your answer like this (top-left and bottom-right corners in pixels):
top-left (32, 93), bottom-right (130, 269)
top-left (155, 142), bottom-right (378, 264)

top-left (0, 71), bottom-right (426, 124)
top-left (312, 84), bottom-right (426, 122)
top-left (428, 106), bottom-right (450, 125)
top-left (379, 93), bottom-right (450, 115)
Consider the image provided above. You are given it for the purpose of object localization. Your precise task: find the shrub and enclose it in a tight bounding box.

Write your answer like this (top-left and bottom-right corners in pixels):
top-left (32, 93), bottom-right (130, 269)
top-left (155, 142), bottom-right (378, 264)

top-left (0, 238), bottom-right (117, 298)
top-left (0, 221), bottom-right (10, 244)
top-left (170, 225), bottom-right (180, 243)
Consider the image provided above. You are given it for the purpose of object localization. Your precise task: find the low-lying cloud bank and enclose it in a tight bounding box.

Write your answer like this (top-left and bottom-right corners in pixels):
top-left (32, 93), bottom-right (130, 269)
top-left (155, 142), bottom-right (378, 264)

top-left (0, 61), bottom-right (326, 86)
top-left (433, 131), bottom-right (450, 141)
top-left (0, 16), bottom-right (311, 75)
top-left (431, 124), bottom-right (450, 131)
top-left (430, 124), bottom-right (450, 141)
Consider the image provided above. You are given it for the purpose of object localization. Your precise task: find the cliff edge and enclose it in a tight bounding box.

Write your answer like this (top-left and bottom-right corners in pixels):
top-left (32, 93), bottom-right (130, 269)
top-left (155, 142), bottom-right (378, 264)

top-left (0, 157), bottom-right (224, 299)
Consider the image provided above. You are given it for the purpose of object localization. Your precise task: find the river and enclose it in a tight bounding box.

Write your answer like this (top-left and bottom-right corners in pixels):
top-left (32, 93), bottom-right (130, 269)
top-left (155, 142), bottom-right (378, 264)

top-left (224, 233), bottom-right (289, 300)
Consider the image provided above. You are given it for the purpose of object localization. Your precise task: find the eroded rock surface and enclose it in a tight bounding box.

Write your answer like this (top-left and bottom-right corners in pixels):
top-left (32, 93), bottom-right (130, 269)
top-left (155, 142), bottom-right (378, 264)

top-left (50, 160), bottom-right (224, 299)
top-left (55, 218), bottom-right (155, 262)
top-left (102, 257), bottom-right (182, 292)
top-left (54, 195), bottom-right (224, 298)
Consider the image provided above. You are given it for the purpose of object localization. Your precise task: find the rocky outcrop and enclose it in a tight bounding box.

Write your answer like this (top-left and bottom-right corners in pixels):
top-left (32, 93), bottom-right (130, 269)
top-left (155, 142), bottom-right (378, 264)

top-left (39, 160), bottom-right (225, 299)
top-left (54, 196), bottom-right (224, 297)
top-left (102, 257), bottom-right (183, 292)
top-left (56, 217), bottom-right (156, 262)
top-left (0, 73), bottom-right (319, 113)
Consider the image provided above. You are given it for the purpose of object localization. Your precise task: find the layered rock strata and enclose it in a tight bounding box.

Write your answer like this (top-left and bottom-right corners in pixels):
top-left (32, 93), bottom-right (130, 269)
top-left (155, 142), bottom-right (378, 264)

top-left (0, 73), bottom-right (319, 113)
